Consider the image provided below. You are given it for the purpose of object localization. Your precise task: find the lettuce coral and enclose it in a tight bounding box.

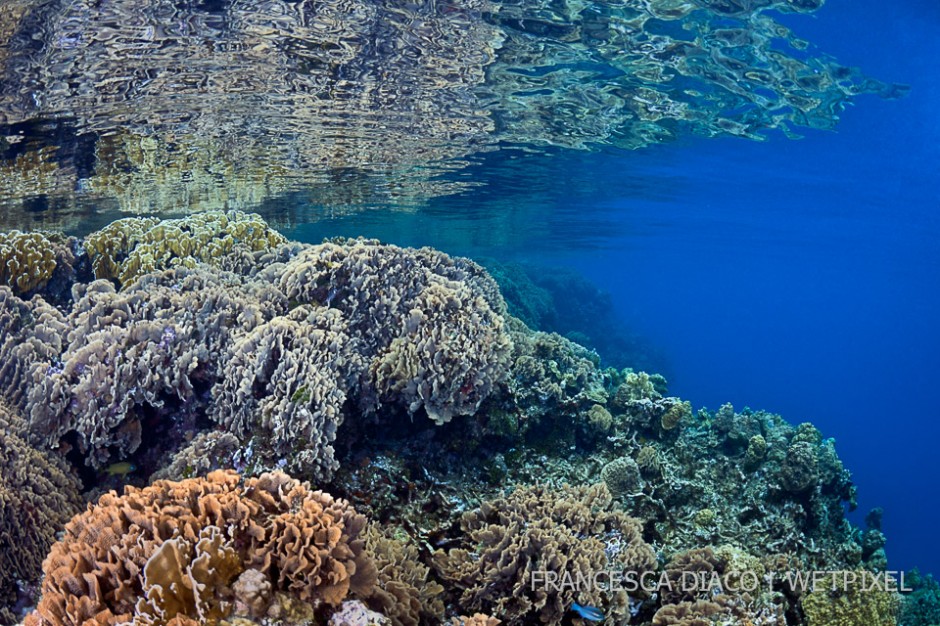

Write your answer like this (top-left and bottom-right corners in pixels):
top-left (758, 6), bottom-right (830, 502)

top-left (6, 217), bottom-right (513, 482)
top-left (266, 238), bottom-right (512, 424)
top-left (0, 230), bottom-right (78, 302)
top-left (652, 595), bottom-right (785, 626)
top-left (209, 305), bottom-right (362, 479)
top-left (433, 483), bottom-right (655, 625)
top-left (0, 286), bottom-right (68, 409)
top-left (801, 571), bottom-right (900, 626)
top-left (83, 211), bottom-right (286, 286)
top-left (369, 278), bottom-right (509, 424)
top-left (0, 400), bottom-right (82, 619)
top-left (0, 230), bottom-right (60, 294)
top-left (363, 524), bottom-right (445, 626)
top-left (24, 470), bottom-right (376, 626)
top-left (26, 268), bottom-right (284, 468)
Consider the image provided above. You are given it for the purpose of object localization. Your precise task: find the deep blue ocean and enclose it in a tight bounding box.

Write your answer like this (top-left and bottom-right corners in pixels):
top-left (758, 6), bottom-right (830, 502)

top-left (290, 0), bottom-right (940, 577)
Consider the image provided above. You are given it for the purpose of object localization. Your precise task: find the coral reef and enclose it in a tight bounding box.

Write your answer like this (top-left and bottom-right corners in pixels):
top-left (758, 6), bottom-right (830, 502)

top-left (0, 400), bottom-right (82, 619)
top-left (24, 470), bottom-right (376, 626)
top-left (493, 326), bottom-right (613, 441)
top-left (899, 570), bottom-right (940, 626)
top-left (433, 483), bottom-right (655, 625)
top-left (25, 267), bottom-right (284, 469)
top-left (605, 403), bottom-right (862, 571)
top-left (0, 287), bottom-right (68, 409)
top-left (1, 220), bottom-right (514, 482)
top-left (0, 215), bottom-right (917, 626)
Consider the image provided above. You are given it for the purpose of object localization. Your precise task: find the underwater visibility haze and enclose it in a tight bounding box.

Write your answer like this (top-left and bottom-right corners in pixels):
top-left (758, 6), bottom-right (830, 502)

top-left (0, 0), bottom-right (937, 624)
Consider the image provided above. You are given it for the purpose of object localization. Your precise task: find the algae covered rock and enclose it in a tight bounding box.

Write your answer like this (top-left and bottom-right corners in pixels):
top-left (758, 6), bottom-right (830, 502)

top-left (781, 441), bottom-right (820, 493)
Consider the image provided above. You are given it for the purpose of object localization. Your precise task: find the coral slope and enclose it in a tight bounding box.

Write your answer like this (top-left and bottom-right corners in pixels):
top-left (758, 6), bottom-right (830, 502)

top-left (0, 213), bottom-right (907, 626)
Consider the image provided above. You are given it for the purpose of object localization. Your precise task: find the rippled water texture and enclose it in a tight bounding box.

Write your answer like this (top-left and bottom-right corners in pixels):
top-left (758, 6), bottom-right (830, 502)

top-left (0, 0), bottom-right (906, 229)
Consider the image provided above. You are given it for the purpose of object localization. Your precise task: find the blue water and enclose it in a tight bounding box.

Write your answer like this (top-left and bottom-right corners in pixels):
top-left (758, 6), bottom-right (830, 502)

top-left (293, 0), bottom-right (940, 575)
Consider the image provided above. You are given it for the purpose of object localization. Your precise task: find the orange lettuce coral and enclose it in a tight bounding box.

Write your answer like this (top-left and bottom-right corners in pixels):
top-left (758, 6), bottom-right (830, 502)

top-left (25, 470), bottom-right (376, 626)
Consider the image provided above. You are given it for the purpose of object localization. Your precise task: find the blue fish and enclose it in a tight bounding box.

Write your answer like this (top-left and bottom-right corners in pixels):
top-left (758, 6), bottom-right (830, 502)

top-left (571, 602), bottom-right (605, 621)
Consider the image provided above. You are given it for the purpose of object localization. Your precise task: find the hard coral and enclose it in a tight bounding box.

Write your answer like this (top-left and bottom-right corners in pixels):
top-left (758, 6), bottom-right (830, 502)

top-left (433, 483), bottom-right (655, 626)
top-left (0, 230), bottom-right (65, 295)
top-left (781, 441), bottom-right (819, 493)
top-left (370, 278), bottom-right (508, 424)
top-left (652, 594), bottom-right (785, 626)
top-left (210, 305), bottom-right (362, 480)
top-left (619, 404), bottom-right (862, 572)
top-left (9, 217), bottom-right (516, 482)
top-left (26, 470), bottom-right (376, 626)
top-left (26, 267), bottom-right (285, 468)
top-left (801, 571), bottom-right (899, 626)
top-left (362, 524), bottom-right (444, 626)
top-left (135, 526), bottom-right (242, 625)
top-left (266, 238), bottom-right (512, 424)
top-left (0, 286), bottom-right (67, 409)
top-left (601, 456), bottom-right (643, 499)
top-left (0, 400), bottom-right (82, 616)
top-left (501, 327), bottom-right (610, 433)
top-left (83, 211), bottom-right (286, 286)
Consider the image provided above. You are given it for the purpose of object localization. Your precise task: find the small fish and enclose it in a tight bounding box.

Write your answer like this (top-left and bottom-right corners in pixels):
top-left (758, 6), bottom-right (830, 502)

top-left (570, 602), bottom-right (604, 622)
top-left (104, 461), bottom-right (138, 478)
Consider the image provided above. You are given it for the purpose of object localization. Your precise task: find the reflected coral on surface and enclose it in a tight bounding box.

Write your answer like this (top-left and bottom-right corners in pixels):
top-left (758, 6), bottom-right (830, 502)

top-left (0, 0), bottom-right (904, 227)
